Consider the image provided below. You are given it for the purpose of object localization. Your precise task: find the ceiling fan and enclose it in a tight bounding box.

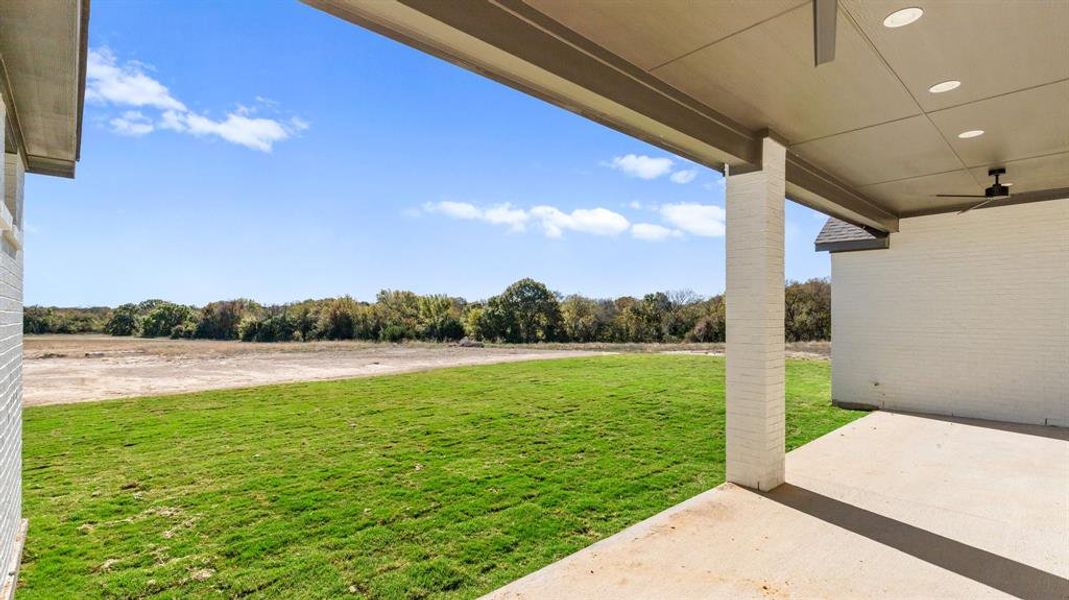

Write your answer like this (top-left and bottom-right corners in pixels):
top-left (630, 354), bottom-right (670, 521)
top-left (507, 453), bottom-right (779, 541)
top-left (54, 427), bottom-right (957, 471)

top-left (938, 168), bottom-right (1013, 214)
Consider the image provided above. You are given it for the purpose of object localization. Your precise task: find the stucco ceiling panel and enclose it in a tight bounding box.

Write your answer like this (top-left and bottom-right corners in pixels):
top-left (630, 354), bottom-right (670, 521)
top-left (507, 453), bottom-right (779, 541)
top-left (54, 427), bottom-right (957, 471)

top-left (928, 81), bottom-right (1069, 168)
top-left (650, 3), bottom-right (919, 142)
top-left (792, 114), bottom-right (962, 186)
top-left (521, 0), bottom-right (803, 71)
top-left (842, 0), bottom-right (1069, 112)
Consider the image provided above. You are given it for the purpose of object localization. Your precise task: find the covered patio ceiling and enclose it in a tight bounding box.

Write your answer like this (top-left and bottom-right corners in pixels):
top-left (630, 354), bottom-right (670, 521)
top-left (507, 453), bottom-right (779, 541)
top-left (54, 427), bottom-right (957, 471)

top-left (0, 0), bottom-right (89, 178)
top-left (304, 0), bottom-right (1069, 232)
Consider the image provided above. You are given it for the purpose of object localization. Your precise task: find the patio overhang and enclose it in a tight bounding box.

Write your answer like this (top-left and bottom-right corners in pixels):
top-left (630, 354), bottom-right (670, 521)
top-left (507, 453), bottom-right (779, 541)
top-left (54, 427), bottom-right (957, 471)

top-left (306, 0), bottom-right (1069, 495)
top-left (0, 0), bottom-right (90, 178)
top-left (302, 0), bottom-right (1069, 234)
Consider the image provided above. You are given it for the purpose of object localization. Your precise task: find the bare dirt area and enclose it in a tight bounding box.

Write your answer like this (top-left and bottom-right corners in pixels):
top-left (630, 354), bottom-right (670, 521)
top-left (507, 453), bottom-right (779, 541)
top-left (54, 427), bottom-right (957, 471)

top-left (24, 336), bottom-right (829, 407)
top-left (24, 335), bottom-right (604, 407)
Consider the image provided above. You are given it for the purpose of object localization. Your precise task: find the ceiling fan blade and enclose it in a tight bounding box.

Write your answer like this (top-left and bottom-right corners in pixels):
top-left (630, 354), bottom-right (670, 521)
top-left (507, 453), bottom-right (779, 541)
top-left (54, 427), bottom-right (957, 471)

top-left (936, 194), bottom-right (987, 198)
top-left (958, 196), bottom-right (1003, 215)
top-left (813, 0), bottom-right (836, 66)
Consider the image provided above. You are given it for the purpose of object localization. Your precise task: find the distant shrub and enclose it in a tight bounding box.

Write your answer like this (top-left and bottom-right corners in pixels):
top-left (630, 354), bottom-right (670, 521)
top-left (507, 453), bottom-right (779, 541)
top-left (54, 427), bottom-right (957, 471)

top-left (426, 316), bottom-right (464, 342)
top-left (169, 321), bottom-right (197, 340)
top-left (24, 306), bottom-right (110, 335)
top-left (104, 304), bottom-right (139, 336)
top-left (686, 297), bottom-right (725, 343)
top-left (379, 324), bottom-right (411, 343)
top-left (237, 317), bottom-right (261, 343)
top-left (196, 299), bottom-right (260, 340)
top-left (785, 279), bottom-right (831, 342)
top-left (23, 307), bottom-right (56, 335)
top-left (463, 305), bottom-right (485, 340)
top-left (267, 314), bottom-right (298, 342)
top-left (415, 295), bottom-right (465, 341)
top-left (140, 302), bottom-right (195, 338)
top-left (317, 297), bottom-right (355, 340)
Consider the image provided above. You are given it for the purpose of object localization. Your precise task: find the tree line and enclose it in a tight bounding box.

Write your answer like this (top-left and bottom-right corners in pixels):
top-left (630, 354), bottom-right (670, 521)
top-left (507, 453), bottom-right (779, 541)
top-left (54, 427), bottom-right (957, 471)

top-left (24, 278), bottom-right (831, 343)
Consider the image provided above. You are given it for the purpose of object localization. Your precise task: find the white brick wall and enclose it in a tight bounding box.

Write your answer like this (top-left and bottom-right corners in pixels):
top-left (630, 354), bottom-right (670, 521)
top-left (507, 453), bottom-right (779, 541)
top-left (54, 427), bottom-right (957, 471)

top-left (725, 137), bottom-right (786, 491)
top-left (831, 200), bottom-right (1069, 426)
top-left (0, 95), bottom-right (24, 583)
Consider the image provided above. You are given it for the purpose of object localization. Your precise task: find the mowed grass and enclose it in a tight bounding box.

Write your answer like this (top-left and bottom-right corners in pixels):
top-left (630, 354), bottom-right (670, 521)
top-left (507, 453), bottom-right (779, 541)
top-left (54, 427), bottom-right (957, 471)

top-left (20, 355), bottom-right (859, 599)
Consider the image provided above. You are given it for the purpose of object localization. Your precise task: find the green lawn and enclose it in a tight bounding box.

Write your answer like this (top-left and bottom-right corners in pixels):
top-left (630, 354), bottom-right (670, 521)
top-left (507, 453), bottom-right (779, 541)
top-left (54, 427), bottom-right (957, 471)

top-left (20, 355), bottom-right (859, 599)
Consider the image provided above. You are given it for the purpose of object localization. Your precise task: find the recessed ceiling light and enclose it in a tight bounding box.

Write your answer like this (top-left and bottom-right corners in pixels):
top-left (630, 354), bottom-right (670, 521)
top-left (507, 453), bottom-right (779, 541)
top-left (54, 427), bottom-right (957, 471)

top-left (928, 80), bottom-right (961, 94)
top-left (958, 130), bottom-right (984, 139)
top-left (883, 7), bottom-right (924, 28)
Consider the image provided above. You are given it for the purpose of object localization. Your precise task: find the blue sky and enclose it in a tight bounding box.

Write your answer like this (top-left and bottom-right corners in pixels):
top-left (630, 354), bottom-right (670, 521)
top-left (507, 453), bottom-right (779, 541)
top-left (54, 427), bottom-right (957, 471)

top-left (26, 1), bottom-right (829, 307)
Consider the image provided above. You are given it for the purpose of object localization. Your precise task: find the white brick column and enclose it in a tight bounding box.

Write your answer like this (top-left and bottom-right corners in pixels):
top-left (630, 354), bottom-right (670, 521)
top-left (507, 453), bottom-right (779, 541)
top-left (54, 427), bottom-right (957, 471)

top-left (725, 136), bottom-right (786, 491)
top-left (0, 91), bottom-right (26, 599)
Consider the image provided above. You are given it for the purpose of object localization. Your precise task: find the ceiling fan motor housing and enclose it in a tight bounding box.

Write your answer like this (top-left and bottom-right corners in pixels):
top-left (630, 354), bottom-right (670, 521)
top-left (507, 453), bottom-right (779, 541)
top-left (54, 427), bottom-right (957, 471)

top-left (987, 168), bottom-right (1008, 197)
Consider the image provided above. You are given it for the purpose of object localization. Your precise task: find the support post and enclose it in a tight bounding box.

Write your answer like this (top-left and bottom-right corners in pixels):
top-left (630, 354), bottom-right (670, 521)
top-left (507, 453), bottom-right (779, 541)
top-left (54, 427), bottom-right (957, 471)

top-left (725, 136), bottom-right (786, 491)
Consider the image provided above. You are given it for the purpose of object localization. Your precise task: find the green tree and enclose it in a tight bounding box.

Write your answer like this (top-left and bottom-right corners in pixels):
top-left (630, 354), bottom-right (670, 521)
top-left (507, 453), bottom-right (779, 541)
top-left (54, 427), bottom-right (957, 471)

top-left (481, 278), bottom-right (562, 343)
top-left (416, 295), bottom-right (464, 341)
top-left (140, 302), bottom-right (195, 338)
top-left (316, 296), bottom-right (362, 340)
top-left (195, 299), bottom-right (260, 340)
top-left (560, 295), bottom-right (601, 342)
top-left (687, 296), bottom-right (726, 342)
top-left (104, 304), bottom-right (140, 336)
top-left (785, 278), bottom-right (831, 341)
top-left (462, 304), bottom-right (486, 340)
top-left (23, 307), bottom-right (56, 334)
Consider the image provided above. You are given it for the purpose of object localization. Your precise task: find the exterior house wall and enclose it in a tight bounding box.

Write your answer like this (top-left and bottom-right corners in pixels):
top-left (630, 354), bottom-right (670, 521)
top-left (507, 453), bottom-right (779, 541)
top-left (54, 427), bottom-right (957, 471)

top-left (831, 200), bottom-right (1069, 426)
top-left (0, 94), bottom-right (25, 589)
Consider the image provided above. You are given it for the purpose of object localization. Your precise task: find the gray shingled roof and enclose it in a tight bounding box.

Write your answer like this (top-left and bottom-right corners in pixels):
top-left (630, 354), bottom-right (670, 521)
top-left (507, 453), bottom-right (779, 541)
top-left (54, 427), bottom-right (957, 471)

top-left (814, 218), bottom-right (890, 252)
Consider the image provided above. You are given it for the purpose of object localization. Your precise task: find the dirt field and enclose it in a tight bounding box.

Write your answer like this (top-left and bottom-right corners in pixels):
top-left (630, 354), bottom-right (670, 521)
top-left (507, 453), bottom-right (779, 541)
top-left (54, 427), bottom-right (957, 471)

top-left (23, 335), bottom-right (829, 406)
top-left (23, 336), bottom-right (605, 407)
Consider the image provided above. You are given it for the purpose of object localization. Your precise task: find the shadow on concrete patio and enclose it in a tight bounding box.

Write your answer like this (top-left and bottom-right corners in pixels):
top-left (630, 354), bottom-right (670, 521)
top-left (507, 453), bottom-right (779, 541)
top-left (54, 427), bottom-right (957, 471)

top-left (761, 484), bottom-right (1069, 598)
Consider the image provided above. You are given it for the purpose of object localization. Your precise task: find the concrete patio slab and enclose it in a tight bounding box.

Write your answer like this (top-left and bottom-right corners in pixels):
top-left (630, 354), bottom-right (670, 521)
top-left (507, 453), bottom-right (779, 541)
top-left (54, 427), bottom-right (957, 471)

top-left (485, 411), bottom-right (1069, 599)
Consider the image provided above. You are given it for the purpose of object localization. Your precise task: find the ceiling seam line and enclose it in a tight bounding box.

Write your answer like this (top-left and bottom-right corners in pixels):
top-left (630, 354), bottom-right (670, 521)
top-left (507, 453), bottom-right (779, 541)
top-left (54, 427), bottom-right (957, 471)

top-left (857, 167), bottom-right (970, 188)
top-left (792, 112), bottom-right (923, 146)
top-left (837, 3), bottom-right (984, 189)
top-left (962, 149), bottom-right (1069, 169)
top-left (489, 0), bottom-right (759, 147)
top-left (793, 77), bottom-right (1069, 146)
top-left (646, 1), bottom-right (810, 73)
top-left (925, 77), bottom-right (1069, 117)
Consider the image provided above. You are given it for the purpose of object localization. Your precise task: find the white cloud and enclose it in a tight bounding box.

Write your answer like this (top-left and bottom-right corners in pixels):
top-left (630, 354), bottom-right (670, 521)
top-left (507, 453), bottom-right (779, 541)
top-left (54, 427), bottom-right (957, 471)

top-left (669, 169), bottom-right (698, 184)
top-left (530, 206), bottom-right (630, 238)
top-left (420, 202), bottom-right (631, 238)
top-left (87, 47), bottom-right (306, 152)
top-left (171, 112), bottom-right (308, 152)
top-left (87, 48), bottom-right (186, 111)
top-left (422, 201), bottom-right (529, 232)
top-left (422, 201), bottom-right (734, 242)
top-left (606, 154), bottom-right (674, 180)
top-left (425, 200), bottom-right (481, 220)
top-left (108, 111), bottom-right (154, 137)
top-left (627, 200), bottom-right (643, 210)
top-left (482, 204), bottom-right (530, 231)
top-left (660, 203), bottom-right (726, 237)
top-left (631, 223), bottom-right (682, 241)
